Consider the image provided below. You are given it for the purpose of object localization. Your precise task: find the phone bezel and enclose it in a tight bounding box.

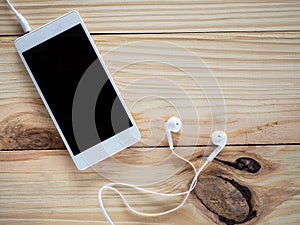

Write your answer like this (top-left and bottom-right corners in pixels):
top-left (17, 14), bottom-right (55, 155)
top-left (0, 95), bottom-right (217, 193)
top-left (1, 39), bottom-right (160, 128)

top-left (14, 11), bottom-right (141, 170)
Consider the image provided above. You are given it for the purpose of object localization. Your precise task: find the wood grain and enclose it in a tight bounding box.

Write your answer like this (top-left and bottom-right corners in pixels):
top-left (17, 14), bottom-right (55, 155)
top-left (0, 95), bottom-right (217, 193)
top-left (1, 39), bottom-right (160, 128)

top-left (1, 0), bottom-right (300, 35)
top-left (0, 145), bottom-right (299, 224)
top-left (1, 1), bottom-right (299, 224)
top-left (0, 33), bottom-right (299, 150)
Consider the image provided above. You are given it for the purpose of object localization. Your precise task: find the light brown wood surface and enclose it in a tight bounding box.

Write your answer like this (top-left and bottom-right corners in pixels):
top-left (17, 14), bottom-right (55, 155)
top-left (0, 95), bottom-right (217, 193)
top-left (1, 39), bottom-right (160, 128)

top-left (0, 145), bottom-right (299, 225)
top-left (1, 0), bottom-right (300, 35)
top-left (1, 33), bottom-right (299, 150)
top-left (0, 0), bottom-right (299, 224)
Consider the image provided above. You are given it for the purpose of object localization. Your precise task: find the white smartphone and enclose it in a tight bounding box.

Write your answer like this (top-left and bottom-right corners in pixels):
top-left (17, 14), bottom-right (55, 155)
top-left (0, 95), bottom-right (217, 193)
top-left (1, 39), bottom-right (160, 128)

top-left (14, 11), bottom-right (141, 170)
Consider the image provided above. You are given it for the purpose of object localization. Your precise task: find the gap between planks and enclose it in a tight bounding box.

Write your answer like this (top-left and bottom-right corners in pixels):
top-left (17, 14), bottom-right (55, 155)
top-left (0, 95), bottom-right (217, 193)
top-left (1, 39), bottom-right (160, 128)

top-left (1, 142), bottom-right (300, 152)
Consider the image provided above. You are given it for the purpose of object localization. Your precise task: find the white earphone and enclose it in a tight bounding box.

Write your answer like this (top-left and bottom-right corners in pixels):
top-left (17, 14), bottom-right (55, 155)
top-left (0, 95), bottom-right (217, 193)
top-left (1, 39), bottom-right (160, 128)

top-left (166, 116), bottom-right (182, 150)
top-left (208, 130), bottom-right (227, 161)
top-left (99, 116), bottom-right (227, 225)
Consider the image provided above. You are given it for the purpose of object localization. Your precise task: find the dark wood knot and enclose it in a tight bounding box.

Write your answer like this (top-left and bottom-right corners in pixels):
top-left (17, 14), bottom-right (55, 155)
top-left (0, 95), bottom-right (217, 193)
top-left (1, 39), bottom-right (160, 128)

top-left (16, 128), bottom-right (64, 149)
top-left (193, 176), bottom-right (256, 225)
top-left (216, 157), bottom-right (261, 173)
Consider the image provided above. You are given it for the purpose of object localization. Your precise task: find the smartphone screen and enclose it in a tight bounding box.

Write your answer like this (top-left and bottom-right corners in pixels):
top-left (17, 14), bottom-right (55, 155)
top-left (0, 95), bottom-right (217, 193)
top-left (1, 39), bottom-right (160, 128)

top-left (22, 24), bottom-right (133, 155)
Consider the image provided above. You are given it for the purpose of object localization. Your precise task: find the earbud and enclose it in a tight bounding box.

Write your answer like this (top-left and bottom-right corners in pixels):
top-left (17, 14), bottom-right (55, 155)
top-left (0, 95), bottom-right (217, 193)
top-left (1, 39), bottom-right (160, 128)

top-left (166, 116), bottom-right (182, 150)
top-left (207, 130), bottom-right (227, 162)
top-left (211, 130), bottom-right (227, 146)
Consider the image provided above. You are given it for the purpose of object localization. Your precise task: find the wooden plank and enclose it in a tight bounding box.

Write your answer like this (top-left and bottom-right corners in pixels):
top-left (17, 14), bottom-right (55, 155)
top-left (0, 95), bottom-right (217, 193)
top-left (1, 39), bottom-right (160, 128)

top-left (1, 0), bottom-right (300, 35)
top-left (0, 33), bottom-right (299, 150)
top-left (0, 145), bottom-right (299, 224)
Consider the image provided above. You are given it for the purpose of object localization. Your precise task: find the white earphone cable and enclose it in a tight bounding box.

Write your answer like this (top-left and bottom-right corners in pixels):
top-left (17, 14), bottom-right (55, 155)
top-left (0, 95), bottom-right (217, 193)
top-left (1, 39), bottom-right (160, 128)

top-left (6, 0), bottom-right (18, 15)
top-left (6, 0), bottom-right (31, 33)
top-left (98, 145), bottom-right (221, 225)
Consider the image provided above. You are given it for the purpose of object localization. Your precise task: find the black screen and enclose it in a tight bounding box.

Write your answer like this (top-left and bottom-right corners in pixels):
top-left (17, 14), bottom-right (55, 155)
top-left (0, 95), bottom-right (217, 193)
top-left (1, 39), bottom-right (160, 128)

top-left (23, 24), bottom-right (132, 155)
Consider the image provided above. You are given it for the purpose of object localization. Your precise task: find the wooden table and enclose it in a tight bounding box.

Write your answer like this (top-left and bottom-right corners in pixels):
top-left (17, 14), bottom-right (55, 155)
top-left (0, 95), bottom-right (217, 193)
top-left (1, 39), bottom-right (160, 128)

top-left (0, 1), bottom-right (299, 224)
